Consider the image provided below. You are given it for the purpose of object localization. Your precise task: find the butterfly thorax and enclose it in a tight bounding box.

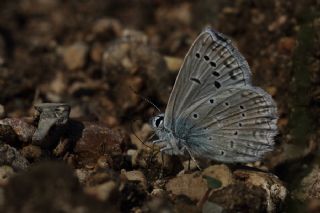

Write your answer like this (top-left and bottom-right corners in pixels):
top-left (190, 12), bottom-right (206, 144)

top-left (151, 113), bottom-right (186, 155)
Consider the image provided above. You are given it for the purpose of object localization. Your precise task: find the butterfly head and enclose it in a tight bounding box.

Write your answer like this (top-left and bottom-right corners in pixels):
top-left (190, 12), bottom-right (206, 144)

top-left (150, 113), bottom-right (164, 129)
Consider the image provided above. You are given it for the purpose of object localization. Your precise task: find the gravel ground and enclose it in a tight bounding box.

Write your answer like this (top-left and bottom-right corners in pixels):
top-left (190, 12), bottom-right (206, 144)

top-left (0, 0), bottom-right (319, 212)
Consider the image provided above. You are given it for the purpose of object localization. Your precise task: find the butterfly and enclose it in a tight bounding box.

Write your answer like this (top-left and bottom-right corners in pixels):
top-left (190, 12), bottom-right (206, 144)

top-left (150, 28), bottom-right (278, 163)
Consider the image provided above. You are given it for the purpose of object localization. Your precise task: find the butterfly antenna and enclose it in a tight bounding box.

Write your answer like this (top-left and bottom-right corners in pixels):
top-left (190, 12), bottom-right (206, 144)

top-left (129, 86), bottom-right (161, 113)
top-left (130, 119), bottom-right (154, 150)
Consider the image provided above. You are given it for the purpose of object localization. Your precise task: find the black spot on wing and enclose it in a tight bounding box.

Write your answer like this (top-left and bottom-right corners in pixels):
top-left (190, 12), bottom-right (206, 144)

top-left (210, 61), bottom-right (217, 67)
top-left (190, 77), bottom-right (201, 84)
top-left (212, 71), bottom-right (220, 77)
top-left (214, 81), bottom-right (221, 88)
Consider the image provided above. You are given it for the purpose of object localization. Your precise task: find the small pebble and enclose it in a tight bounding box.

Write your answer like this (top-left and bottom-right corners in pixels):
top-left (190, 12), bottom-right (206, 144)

top-left (278, 118), bottom-right (288, 128)
top-left (73, 121), bottom-right (125, 166)
top-left (202, 164), bottom-right (234, 187)
top-left (0, 188), bottom-right (4, 207)
top-left (268, 15), bottom-right (287, 31)
top-left (90, 44), bottom-right (104, 63)
top-left (155, 3), bottom-right (192, 26)
top-left (63, 42), bottom-right (89, 70)
top-left (165, 172), bottom-right (207, 201)
top-left (21, 145), bottom-right (42, 160)
top-left (92, 18), bottom-right (122, 37)
top-left (75, 169), bottom-right (90, 184)
top-left (121, 170), bottom-right (147, 190)
top-left (127, 149), bottom-right (139, 167)
top-left (164, 56), bottom-right (183, 73)
top-left (267, 86), bottom-right (277, 96)
top-left (0, 165), bottom-right (15, 186)
top-left (96, 155), bottom-right (111, 170)
top-left (151, 188), bottom-right (167, 198)
top-left (0, 144), bottom-right (29, 171)
top-left (278, 37), bottom-right (296, 54)
top-left (0, 118), bottom-right (36, 142)
top-left (0, 105), bottom-right (4, 118)
top-left (84, 181), bottom-right (118, 201)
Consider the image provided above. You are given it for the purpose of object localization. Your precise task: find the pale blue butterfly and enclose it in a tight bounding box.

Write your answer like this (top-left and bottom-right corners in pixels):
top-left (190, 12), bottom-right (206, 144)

top-left (150, 28), bottom-right (278, 163)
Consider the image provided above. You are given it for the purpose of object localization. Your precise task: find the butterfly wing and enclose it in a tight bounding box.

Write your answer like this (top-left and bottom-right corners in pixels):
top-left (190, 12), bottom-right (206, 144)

top-left (164, 28), bottom-right (252, 136)
top-left (178, 86), bottom-right (278, 162)
top-left (163, 28), bottom-right (278, 162)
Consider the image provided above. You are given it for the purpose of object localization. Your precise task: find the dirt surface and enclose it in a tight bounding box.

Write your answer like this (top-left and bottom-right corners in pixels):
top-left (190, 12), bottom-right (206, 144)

top-left (0, 0), bottom-right (320, 212)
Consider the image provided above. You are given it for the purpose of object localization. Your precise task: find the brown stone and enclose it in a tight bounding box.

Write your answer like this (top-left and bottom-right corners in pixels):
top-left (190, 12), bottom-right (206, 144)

top-left (0, 166), bottom-right (14, 186)
top-left (73, 121), bottom-right (127, 166)
top-left (0, 105), bottom-right (4, 118)
top-left (84, 181), bottom-right (118, 202)
top-left (278, 37), bottom-right (296, 54)
top-left (121, 170), bottom-right (147, 189)
top-left (0, 144), bottom-right (29, 171)
top-left (202, 165), bottom-right (234, 188)
top-left (62, 42), bottom-right (88, 70)
top-left (166, 172), bottom-right (207, 201)
top-left (21, 145), bottom-right (42, 160)
top-left (0, 118), bottom-right (36, 143)
top-left (294, 165), bottom-right (320, 201)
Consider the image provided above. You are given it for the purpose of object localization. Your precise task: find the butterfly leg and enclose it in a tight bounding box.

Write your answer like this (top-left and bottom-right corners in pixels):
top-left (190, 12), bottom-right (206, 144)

top-left (152, 139), bottom-right (173, 154)
top-left (152, 139), bottom-right (166, 144)
top-left (159, 152), bottom-right (164, 179)
top-left (160, 146), bottom-right (173, 155)
top-left (152, 139), bottom-right (168, 150)
top-left (184, 146), bottom-right (202, 171)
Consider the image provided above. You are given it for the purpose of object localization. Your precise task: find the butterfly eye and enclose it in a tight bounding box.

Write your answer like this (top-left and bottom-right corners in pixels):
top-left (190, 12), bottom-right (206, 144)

top-left (155, 116), bottom-right (163, 127)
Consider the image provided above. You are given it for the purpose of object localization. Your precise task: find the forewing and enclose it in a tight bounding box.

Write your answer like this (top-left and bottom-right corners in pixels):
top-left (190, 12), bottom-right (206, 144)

top-left (179, 86), bottom-right (278, 162)
top-left (164, 28), bottom-right (252, 135)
